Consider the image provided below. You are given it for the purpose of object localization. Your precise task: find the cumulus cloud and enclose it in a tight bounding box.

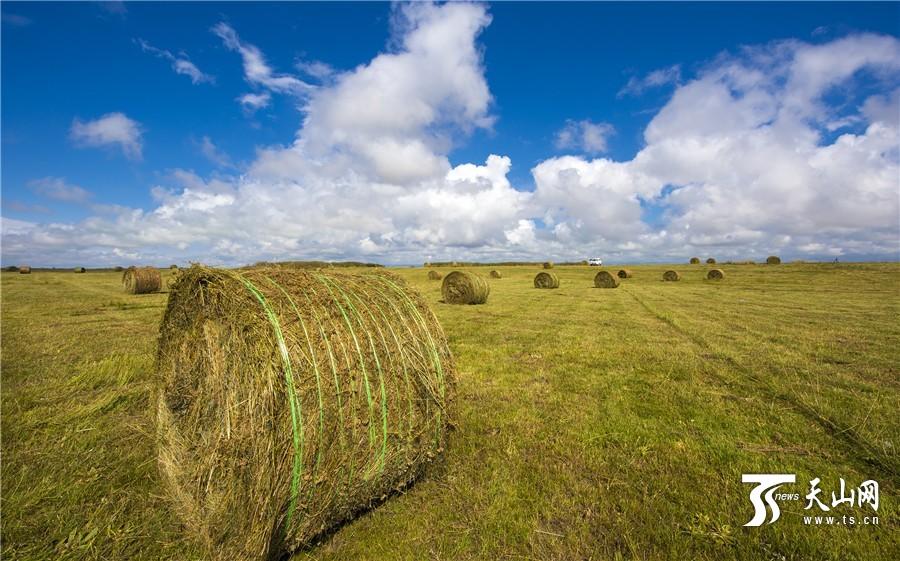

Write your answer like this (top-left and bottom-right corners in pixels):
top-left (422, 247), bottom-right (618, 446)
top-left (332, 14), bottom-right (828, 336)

top-left (3, 8), bottom-right (899, 267)
top-left (555, 120), bottom-right (616, 153)
top-left (69, 112), bottom-right (143, 160)
top-left (137, 39), bottom-right (214, 84)
top-left (29, 177), bottom-right (92, 204)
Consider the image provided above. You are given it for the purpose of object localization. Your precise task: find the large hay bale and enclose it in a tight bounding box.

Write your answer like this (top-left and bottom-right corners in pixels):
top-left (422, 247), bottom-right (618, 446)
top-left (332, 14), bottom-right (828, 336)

top-left (663, 270), bottom-right (681, 281)
top-left (441, 271), bottom-right (489, 304)
top-left (766, 255), bottom-right (781, 265)
top-left (542, 261), bottom-right (554, 269)
top-left (616, 268), bottom-right (633, 279)
top-left (18, 266), bottom-right (31, 274)
top-left (594, 270), bottom-right (620, 288)
top-left (706, 258), bottom-right (716, 264)
top-left (689, 257), bottom-right (700, 264)
top-left (123, 266), bottom-right (161, 294)
top-left (427, 270), bottom-right (442, 281)
top-left (534, 271), bottom-right (559, 289)
top-left (489, 270), bottom-right (502, 279)
top-left (156, 266), bottom-right (454, 560)
top-left (707, 268), bottom-right (725, 280)
top-left (74, 267), bottom-right (86, 273)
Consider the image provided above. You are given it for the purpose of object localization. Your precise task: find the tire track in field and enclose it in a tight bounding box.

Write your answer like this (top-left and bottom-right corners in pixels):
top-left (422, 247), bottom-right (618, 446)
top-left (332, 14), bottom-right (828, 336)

top-left (622, 286), bottom-right (899, 482)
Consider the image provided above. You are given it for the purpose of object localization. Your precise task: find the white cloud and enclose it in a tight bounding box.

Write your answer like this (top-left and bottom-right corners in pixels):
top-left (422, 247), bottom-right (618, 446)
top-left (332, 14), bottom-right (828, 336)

top-left (296, 59), bottom-right (335, 81)
top-left (29, 177), bottom-right (92, 203)
top-left (555, 120), bottom-right (615, 153)
top-left (237, 92), bottom-right (271, 111)
top-left (137, 39), bottom-right (214, 84)
top-left (197, 136), bottom-right (234, 168)
top-left (70, 112), bottom-right (143, 160)
top-left (618, 64), bottom-right (682, 97)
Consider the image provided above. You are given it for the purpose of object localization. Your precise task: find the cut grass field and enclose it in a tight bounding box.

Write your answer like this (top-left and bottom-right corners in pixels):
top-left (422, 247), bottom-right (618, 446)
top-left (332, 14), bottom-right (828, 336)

top-left (2, 263), bottom-right (898, 560)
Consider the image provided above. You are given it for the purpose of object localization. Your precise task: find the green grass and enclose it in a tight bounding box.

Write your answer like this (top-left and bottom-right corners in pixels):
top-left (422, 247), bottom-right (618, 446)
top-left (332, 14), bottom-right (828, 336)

top-left (2, 263), bottom-right (898, 560)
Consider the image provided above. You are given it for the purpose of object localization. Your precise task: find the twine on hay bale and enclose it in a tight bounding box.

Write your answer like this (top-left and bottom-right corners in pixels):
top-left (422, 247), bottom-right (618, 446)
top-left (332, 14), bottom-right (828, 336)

top-left (707, 268), bottom-right (725, 280)
top-left (156, 265), bottom-right (455, 560)
top-left (18, 266), bottom-right (31, 274)
top-left (441, 271), bottom-right (489, 304)
top-left (122, 266), bottom-right (161, 294)
top-left (489, 270), bottom-right (502, 279)
top-left (427, 270), bottom-right (443, 281)
top-left (766, 255), bottom-right (781, 265)
top-left (689, 257), bottom-right (700, 264)
top-left (542, 262), bottom-right (554, 269)
top-left (663, 270), bottom-right (681, 281)
top-left (706, 258), bottom-right (716, 264)
top-left (74, 267), bottom-right (86, 273)
top-left (534, 271), bottom-right (559, 289)
top-left (616, 269), bottom-right (633, 279)
top-left (594, 270), bottom-right (620, 288)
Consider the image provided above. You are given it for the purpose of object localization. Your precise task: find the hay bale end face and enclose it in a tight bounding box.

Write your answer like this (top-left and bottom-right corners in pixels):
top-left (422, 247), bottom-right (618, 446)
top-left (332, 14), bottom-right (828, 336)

top-left (616, 269), bottom-right (633, 279)
top-left (157, 266), bottom-right (455, 560)
top-left (707, 268), bottom-right (725, 280)
top-left (706, 258), bottom-right (716, 264)
top-left (534, 271), bottom-right (559, 289)
top-left (542, 261), bottom-right (554, 269)
top-left (689, 257), bottom-right (701, 264)
top-left (74, 267), bottom-right (86, 273)
top-left (766, 255), bottom-right (782, 265)
top-left (18, 266), bottom-right (31, 274)
top-left (123, 266), bottom-right (162, 294)
top-left (663, 270), bottom-right (681, 281)
top-left (489, 270), bottom-right (502, 279)
top-left (441, 271), bottom-right (490, 304)
top-left (594, 270), bottom-right (620, 288)
top-left (427, 270), bottom-right (443, 281)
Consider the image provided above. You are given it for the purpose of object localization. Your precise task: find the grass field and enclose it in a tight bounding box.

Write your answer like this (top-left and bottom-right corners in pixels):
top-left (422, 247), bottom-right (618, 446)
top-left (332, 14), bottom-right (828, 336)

top-left (2, 263), bottom-right (898, 560)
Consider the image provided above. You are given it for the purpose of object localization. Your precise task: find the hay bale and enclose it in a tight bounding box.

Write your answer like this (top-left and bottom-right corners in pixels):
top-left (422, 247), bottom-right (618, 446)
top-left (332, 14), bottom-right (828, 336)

top-left (122, 266), bottom-right (161, 294)
top-left (489, 270), bottom-right (502, 279)
top-left (156, 265), bottom-right (454, 560)
top-left (616, 269), bottom-right (633, 279)
top-left (594, 270), bottom-right (620, 288)
top-left (427, 270), bottom-right (442, 281)
top-left (707, 268), bottom-right (725, 280)
top-left (441, 271), bottom-right (489, 304)
top-left (689, 257), bottom-right (700, 264)
top-left (542, 261), bottom-right (554, 269)
top-left (74, 267), bottom-right (86, 273)
top-left (18, 266), bottom-right (31, 274)
top-left (766, 255), bottom-right (781, 265)
top-left (706, 258), bottom-right (716, 264)
top-left (663, 270), bottom-right (681, 281)
top-left (534, 271), bottom-right (559, 289)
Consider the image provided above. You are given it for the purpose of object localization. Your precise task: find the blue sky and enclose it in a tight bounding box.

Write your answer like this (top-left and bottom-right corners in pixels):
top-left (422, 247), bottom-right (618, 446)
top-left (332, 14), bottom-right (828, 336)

top-left (2, 2), bottom-right (899, 266)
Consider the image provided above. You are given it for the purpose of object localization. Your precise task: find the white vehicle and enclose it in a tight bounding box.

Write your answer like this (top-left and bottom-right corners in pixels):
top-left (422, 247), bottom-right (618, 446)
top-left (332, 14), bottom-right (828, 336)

top-left (588, 258), bottom-right (603, 266)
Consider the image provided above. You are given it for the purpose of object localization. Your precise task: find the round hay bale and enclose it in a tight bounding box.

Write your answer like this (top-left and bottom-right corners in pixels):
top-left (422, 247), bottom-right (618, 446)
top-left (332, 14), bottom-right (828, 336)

top-left (663, 270), bottom-right (681, 282)
top-left (542, 261), bottom-right (554, 269)
top-left (427, 270), bottom-right (442, 281)
top-left (157, 265), bottom-right (454, 560)
top-left (122, 266), bottom-right (161, 294)
top-left (594, 270), bottom-right (620, 288)
top-left (534, 271), bottom-right (559, 289)
top-left (766, 255), bottom-right (781, 265)
top-left (706, 258), bottom-right (716, 264)
top-left (707, 268), bottom-right (725, 280)
top-left (489, 270), bottom-right (502, 279)
top-left (18, 266), bottom-right (31, 274)
top-left (74, 267), bottom-right (86, 273)
top-left (689, 257), bottom-right (700, 264)
top-left (616, 268), bottom-right (633, 279)
top-left (441, 271), bottom-right (489, 304)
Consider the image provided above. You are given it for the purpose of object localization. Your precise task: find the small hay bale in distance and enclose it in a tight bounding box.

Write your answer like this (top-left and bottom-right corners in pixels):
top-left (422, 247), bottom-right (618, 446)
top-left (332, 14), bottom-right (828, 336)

top-left (707, 268), bottom-right (725, 280)
top-left (766, 255), bottom-right (781, 265)
top-left (18, 266), bottom-right (31, 274)
top-left (690, 257), bottom-right (701, 264)
top-left (489, 270), bottom-right (502, 279)
top-left (663, 270), bottom-right (681, 281)
top-left (74, 267), bottom-right (86, 273)
top-left (616, 268), bottom-right (633, 279)
top-left (706, 258), bottom-right (716, 264)
top-left (427, 270), bottom-right (443, 281)
top-left (534, 271), bottom-right (559, 289)
top-left (594, 270), bottom-right (620, 288)
top-left (122, 266), bottom-right (161, 294)
top-left (542, 261), bottom-right (554, 269)
top-left (441, 270), bottom-right (489, 304)
top-left (157, 265), bottom-right (455, 560)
